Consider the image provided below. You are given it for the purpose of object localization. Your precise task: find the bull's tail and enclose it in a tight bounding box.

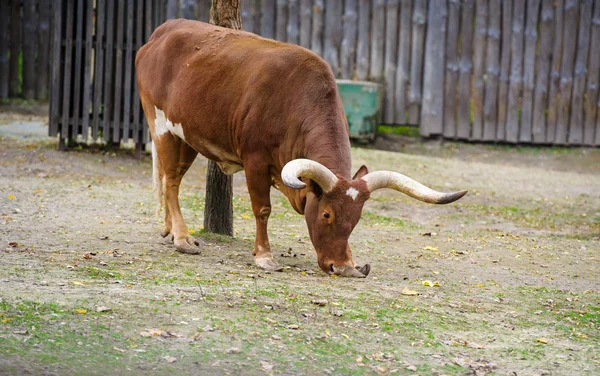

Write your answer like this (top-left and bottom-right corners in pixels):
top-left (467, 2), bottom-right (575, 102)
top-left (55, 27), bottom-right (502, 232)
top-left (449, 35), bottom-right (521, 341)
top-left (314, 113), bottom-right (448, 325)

top-left (152, 141), bottom-right (164, 216)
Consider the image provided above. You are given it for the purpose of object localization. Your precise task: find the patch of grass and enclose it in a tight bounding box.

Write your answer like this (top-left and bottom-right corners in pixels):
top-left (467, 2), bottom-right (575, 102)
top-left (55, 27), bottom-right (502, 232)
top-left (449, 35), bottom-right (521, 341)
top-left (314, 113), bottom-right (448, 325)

top-left (377, 124), bottom-right (420, 138)
top-left (360, 210), bottom-right (407, 228)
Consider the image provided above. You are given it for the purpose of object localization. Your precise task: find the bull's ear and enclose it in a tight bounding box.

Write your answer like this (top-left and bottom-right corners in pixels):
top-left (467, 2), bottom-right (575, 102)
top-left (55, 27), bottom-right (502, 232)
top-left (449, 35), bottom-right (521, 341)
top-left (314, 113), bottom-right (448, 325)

top-left (352, 165), bottom-right (369, 180)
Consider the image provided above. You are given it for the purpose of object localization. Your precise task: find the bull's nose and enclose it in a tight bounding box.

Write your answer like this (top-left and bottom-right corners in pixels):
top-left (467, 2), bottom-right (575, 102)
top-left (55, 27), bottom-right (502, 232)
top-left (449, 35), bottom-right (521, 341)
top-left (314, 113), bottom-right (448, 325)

top-left (332, 264), bottom-right (367, 278)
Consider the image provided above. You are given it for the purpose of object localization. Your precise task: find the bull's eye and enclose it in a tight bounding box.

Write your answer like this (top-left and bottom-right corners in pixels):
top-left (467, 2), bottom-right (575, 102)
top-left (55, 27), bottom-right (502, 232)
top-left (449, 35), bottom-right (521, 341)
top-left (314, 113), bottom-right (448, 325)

top-left (323, 212), bottom-right (330, 219)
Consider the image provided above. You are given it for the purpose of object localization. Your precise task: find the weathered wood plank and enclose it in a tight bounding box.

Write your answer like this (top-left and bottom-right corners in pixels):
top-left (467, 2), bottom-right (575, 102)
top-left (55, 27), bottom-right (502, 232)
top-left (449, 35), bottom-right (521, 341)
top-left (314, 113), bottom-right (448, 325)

top-left (22, 0), bottom-right (38, 100)
top-left (112, 0), bottom-right (126, 143)
top-left (482, 0), bottom-right (500, 141)
top-left (505, 0), bottom-right (525, 143)
top-left (71, 0), bottom-right (85, 139)
top-left (555, 0), bottom-right (578, 145)
top-left (92, 0), bottom-right (105, 139)
top-left (384, 0), bottom-right (399, 123)
top-left (241, 0), bottom-right (254, 32)
top-left (61, 0), bottom-right (74, 140)
top-left (568, 0), bottom-right (593, 145)
top-left (496, 0), bottom-right (512, 141)
top-left (180, 0), bottom-right (195, 19)
top-left (420, 0), bottom-right (447, 136)
top-left (300, 0), bottom-right (312, 48)
top-left (519, 0), bottom-right (541, 142)
top-left (37, 0), bottom-right (51, 100)
top-left (81, 0), bottom-right (93, 141)
top-left (531, 0), bottom-right (554, 143)
top-left (370, 0), bottom-right (385, 82)
top-left (132, 0), bottom-right (145, 143)
top-left (9, 0), bottom-right (21, 97)
top-left (340, 0), bottom-right (357, 79)
top-left (0, 0), bottom-right (11, 98)
top-left (102, 0), bottom-right (115, 142)
top-left (261, 0), bottom-right (276, 39)
top-left (546, 0), bottom-right (563, 143)
top-left (122, 0), bottom-right (134, 142)
top-left (49, 0), bottom-right (63, 136)
top-left (287, 0), bottom-right (299, 44)
top-left (355, 0), bottom-right (370, 81)
top-left (584, 0), bottom-right (600, 145)
top-left (471, 0), bottom-right (488, 140)
top-left (456, 0), bottom-right (474, 139)
top-left (166, 0), bottom-right (178, 19)
top-left (310, 0), bottom-right (324, 55)
top-left (408, 0), bottom-right (427, 124)
top-left (276, 0), bottom-right (288, 41)
top-left (197, 0), bottom-right (212, 22)
top-left (324, 0), bottom-right (342, 76)
top-left (394, 0), bottom-right (412, 124)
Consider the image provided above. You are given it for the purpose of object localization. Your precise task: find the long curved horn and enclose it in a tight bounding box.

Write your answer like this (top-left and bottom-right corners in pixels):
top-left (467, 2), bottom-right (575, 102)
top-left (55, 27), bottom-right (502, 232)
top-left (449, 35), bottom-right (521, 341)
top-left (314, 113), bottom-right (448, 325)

top-left (362, 171), bottom-right (467, 204)
top-left (281, 159), bottom-right (339, 193)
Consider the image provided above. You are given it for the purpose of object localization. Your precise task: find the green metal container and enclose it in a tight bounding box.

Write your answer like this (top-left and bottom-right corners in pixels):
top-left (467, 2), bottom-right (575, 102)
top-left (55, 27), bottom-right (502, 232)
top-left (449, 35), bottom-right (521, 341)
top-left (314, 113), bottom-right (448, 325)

top-left (336, 79), bottom-right (383, 142)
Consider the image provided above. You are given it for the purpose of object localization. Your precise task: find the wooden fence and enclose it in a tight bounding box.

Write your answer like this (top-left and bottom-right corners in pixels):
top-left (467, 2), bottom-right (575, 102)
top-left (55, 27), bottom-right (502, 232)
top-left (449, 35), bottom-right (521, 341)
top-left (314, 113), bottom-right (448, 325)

top-left (0, 0), bottom-right (52, 100)
top-left (46, 0), bottom-right (600, 147)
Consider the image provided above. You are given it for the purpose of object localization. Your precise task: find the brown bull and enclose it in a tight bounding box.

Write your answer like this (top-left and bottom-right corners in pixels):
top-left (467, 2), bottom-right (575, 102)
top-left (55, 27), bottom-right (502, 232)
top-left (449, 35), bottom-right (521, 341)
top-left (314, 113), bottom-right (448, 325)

top-left (135, 19), bottom-right (466, 277)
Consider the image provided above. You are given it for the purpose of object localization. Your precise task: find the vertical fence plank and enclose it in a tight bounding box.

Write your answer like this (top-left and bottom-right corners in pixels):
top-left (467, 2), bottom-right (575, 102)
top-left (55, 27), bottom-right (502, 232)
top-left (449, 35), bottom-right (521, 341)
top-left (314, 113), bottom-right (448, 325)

top-left (471, 0), bottom-right (487, 140)
top-left (197, 0), bottom-right (211, 22)
top-left (37, 0), bottom-right (51, 100)
top-left (355, 0), bottom-right (370, 81)
top-left (103, 0), bottom-right (115, 142)
top-left (482, 0), bottom-right (500, 141)
top-left (420, 0), bottom-right (447, 136)
top-left (568, 0), bottom-right (593, 145)
top-left (276, 0), bottom-right (288, 41)
top-left (584, 1), bottom-right (600, 145)
top-left (81, 0), bottom-right (93, 141)
top-left (519, 0), bottom-right (541, 142)
top-left (340, 0), bottom-right (357, 79)
top-left (408, 0), bottom-right (426, 124)
top-left (9, 0), bottom-right (21, 97)
top-left (505, 0), bottom-right (525, 143)
top-left (112, 0), bottom-right (126, 143)
top-left (132, 0), bottom-right (144, 144)
top-left (546, 0), bottom-right (563, 143)
top-left (383, 0), bottom-right (399, 123)
top-left (242, 0), bottom-right (254, 32)
top-left (442, 0), bottom-right (459, 137)
top-left (49, 0), bottom-right (63, 136)
top-left (122, 0), bottom-right (134, 142)
top-left (300, 0), bottom-right (312, 48)
top-left (532, 0), bottom-right (554, 143)
top-left (180, 0), bottom-right (195, 18)
top-left (456, 0), bottom-right (474, 139)
top-left (370, 0), bottom-right (385, 81)
top-left (166, 0), bottom-right (178, 19)
top-left (0, 1), bottom-right (10, 98)
top-left (324, 0), bottom-right (342, 76)
top-left (61, 0), bottom-right (74, 140)
top-left (395, 0), bottom-right (412, 124)
top-left (555, 0), bottom-right (578, 145)
top-left (261, 0), bottom-right (276, 39)
top-left (22, 0), bottom-right (37, 100)
top-left (496, 0), bottom-right (512, 140)
top-left (71, 0), bottom-right (85, 140)
top-left (92, 0), bottom-right (106, 140)
top-left (288, 0), bottom-right (300, 44)
top-left (311, 0), bottom-right (324, 55)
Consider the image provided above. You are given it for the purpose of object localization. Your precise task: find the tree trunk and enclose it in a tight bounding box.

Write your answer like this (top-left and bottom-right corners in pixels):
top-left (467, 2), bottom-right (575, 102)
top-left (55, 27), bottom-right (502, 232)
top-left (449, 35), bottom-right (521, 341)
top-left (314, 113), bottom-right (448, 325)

top-left (204, 0), bottom-right (241, 236)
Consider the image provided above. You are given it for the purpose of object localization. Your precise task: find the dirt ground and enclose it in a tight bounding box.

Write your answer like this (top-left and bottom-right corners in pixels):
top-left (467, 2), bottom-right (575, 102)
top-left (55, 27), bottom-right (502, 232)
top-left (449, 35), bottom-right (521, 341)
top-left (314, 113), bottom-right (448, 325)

top-left (1, 112), bottom-right (599, 376)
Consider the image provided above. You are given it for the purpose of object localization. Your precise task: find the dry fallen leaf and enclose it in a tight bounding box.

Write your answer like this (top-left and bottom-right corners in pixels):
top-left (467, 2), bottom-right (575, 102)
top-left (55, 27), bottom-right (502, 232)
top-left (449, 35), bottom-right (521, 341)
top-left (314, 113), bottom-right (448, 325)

top-left (537, 338), bottom-right (549, 344)
top-left (7, 195), bottom-right (16, 200)
top-left (423, 246), bottom-right (438, 251)
top-left (260, 360), bottom-right (274, 372)
top-left (465, 341), bottom-right (487, 349)
top-left (163, 356), bottom-right (177, 363)
top-left (311, 299), bottom-right (328, 306)
top-left (75, 309), bottom-right (87, 314)
top-left (401, 286), bottom-right (419, 296)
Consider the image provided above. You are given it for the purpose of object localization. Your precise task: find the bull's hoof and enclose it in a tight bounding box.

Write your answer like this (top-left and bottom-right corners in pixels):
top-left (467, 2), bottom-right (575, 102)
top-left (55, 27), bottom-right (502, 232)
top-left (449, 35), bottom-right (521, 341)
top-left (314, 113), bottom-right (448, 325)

top-left (160, 229), bottom-right (171, 238)
top-left (174, 236), bottom-right (201, 254)
top-left (255, 256), bottom-right (284, 272)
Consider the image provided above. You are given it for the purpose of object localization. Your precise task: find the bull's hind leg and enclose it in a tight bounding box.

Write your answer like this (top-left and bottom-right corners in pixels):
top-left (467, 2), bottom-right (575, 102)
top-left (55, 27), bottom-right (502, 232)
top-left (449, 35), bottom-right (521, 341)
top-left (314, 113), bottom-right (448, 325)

top-left (154, 134), bottom-right (200, 254)
top-left (244, 160), bottom-right (283, 272)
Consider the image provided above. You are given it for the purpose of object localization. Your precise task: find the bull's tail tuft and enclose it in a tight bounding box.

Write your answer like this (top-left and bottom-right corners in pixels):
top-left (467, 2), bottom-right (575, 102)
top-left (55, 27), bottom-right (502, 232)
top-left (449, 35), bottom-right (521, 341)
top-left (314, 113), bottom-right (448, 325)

top-left (152, 141), bottom-right (164, 216)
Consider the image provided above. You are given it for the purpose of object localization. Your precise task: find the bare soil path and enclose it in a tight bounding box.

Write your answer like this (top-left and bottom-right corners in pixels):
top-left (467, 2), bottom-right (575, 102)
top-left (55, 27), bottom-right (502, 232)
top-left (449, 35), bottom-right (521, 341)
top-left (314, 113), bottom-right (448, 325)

top-left (1, 113), bottom-right (599, 375)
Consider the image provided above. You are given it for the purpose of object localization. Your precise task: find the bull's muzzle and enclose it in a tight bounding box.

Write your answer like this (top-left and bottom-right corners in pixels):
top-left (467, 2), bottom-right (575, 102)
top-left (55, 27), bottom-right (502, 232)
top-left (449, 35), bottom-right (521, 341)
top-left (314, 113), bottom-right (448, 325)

top-left (332, 264), bottom-right (371, 278)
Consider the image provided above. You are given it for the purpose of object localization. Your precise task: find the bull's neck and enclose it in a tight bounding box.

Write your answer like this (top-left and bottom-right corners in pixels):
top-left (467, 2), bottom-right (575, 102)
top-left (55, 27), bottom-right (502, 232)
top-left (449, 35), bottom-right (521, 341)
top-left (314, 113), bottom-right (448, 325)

top-left (303, 121), bottom-right (352, 179)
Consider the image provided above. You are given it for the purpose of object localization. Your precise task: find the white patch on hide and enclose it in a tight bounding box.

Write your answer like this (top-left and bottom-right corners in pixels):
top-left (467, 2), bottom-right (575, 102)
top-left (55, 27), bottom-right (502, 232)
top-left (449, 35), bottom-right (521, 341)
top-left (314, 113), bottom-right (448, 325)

top-left (346, 187), bottom-right (359, 201)
top-left (154, 106), bottom-right (185, 141)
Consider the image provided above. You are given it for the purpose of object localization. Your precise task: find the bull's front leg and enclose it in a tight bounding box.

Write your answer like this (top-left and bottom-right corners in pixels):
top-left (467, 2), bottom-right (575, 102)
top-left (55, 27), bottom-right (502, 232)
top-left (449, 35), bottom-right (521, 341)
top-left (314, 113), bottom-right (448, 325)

top-left (245, 163), bottom-right (283, 272)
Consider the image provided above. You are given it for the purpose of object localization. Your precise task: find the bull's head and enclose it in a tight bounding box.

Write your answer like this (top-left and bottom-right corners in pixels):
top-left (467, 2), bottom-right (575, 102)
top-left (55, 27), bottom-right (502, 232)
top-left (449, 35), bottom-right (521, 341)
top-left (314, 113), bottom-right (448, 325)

top-left (281, 159), bottom-right (467, 278)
